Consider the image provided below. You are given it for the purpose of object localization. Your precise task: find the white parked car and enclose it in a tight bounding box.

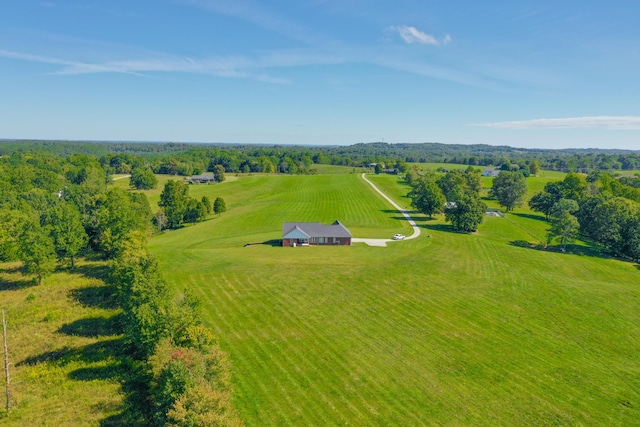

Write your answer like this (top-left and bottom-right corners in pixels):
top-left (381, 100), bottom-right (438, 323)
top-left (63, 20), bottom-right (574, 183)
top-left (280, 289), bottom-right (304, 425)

top-left (392, 234), bottom-right (405, 240)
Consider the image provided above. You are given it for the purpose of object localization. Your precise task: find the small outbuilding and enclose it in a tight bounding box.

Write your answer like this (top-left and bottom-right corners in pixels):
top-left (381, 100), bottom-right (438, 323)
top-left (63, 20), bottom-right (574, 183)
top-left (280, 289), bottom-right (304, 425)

top-left (282, 220), bottom-right (352, 247)
top-left (188, 174), bottom-right (216, 184)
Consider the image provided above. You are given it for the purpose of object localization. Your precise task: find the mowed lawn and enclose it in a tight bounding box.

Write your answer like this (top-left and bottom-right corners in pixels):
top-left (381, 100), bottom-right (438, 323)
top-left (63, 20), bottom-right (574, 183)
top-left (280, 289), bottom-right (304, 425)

top-left (149, 172), bottom-right (640, 426)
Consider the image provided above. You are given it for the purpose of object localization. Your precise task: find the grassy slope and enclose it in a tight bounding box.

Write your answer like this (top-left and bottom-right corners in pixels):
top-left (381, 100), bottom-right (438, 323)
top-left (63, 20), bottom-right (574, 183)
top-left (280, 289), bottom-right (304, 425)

top-left (148, 168), bottom-right (640, 426)
top-left (0, 260), bottom-right (124, 425)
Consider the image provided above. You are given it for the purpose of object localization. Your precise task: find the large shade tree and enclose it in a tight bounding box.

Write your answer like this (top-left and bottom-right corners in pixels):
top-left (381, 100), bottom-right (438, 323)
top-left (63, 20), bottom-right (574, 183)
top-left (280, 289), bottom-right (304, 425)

top-left (444, 186), bottom-right (487, 232)
top-left (408, 175), bottom-right (446, 218)
top-left (19, 219), bottom-right (56, 285)
top-left (546, 199), bottom-right (580, 251)
top-left (490, 171), bottom-right (527, 212)
top-left (42, 202), bottom-right (87, 268)
top-left (130, 166), bottom-right (158, 190)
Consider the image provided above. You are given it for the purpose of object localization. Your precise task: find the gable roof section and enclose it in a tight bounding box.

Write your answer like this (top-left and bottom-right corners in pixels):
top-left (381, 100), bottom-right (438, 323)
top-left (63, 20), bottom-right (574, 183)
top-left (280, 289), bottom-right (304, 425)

top-left (282, 225), bottom-right (310, 240)
top-left (282, 221), bottom-right (352, 239)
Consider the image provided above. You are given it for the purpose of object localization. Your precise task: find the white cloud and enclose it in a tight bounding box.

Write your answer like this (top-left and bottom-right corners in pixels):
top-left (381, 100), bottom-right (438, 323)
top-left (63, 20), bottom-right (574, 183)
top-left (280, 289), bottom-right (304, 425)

top-left (476, 116), bottom-right (640, 130)
top-left (391, 25), bottom-right (440, 45)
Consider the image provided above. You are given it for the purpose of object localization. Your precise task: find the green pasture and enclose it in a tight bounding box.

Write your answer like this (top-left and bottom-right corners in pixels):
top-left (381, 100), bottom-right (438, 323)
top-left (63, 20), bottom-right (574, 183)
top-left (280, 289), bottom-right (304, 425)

top-left (148, 171), bottom-right (640, 426)
top-left (0, 260), bottom-right (125, 425)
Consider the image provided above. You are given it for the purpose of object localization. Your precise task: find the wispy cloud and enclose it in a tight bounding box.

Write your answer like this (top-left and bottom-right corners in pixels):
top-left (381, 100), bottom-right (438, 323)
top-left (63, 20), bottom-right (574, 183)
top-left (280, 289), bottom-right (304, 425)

top-left (389, 25), bottom-right (447, 46)
top-left (0, 49), bottom-right (146, 75)
top-left (476, 116), bottom-right (640, 130)
top-left (0, 48), bottom-right (339, 83)
top-left (0, 44), bottom-right (507, 89)
top-left (178, 0), bottom-right (334, 47)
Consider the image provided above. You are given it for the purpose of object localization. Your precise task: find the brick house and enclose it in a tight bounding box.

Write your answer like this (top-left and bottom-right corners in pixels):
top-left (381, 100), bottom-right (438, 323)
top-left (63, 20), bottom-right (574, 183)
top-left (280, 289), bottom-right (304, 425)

top-left (282, 221), bottom-right (352, 247)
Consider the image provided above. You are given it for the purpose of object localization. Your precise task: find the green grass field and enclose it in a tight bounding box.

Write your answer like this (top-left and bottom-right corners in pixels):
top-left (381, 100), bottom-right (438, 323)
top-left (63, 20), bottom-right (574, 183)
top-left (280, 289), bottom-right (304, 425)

top-left (147, 169), bottom-right (640, 426)
top-left (0, 259), bottom-right (125, 425)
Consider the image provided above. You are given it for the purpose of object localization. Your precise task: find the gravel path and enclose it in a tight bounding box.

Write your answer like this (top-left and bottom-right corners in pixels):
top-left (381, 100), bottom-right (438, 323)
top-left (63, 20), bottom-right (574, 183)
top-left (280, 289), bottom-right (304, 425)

top-left (351, 173), bottom-right (421, 247)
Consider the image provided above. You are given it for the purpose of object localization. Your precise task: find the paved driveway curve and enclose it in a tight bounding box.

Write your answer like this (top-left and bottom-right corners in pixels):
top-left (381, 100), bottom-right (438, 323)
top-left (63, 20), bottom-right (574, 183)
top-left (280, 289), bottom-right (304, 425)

top-left (351, 173), bottom-right (421, 247)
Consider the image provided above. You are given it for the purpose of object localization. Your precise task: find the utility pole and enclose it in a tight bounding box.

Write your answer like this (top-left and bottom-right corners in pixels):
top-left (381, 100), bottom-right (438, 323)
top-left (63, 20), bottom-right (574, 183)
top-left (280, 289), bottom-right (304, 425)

top-left (2, 309), bottom-right (10, 413)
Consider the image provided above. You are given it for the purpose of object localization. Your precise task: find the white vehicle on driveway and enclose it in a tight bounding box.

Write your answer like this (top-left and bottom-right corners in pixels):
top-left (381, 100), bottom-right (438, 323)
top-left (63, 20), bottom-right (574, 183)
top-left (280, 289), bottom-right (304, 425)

top-left (392, 234), bottom-right (405, 240)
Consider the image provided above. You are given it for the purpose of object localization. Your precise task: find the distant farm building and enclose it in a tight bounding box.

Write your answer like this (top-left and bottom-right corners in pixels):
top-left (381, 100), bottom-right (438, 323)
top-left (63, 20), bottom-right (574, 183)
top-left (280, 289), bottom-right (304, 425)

top-left (482, 168), bottom-right (501, 177)
top-left (282, 221), bottom-right (352, 247)
top-left (188, 174), bottom-right (216, 184)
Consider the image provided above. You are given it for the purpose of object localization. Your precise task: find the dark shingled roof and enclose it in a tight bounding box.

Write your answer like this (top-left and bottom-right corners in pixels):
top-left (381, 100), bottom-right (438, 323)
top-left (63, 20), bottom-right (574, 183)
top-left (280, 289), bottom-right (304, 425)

top-left (282, 220), bottom-right (352, 238)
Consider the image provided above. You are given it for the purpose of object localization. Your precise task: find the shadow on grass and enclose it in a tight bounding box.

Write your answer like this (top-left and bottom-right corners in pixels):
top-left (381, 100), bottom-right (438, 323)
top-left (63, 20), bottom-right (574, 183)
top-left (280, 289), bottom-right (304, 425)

top-left (19, 337), bottom-right (152, 426)
top-left (244, 239), bottom-right (282, 247)
top-left (70, 284), bottom-right (118, 309)
top-left (421, 222), bottom-right (458, 233)
top-left (509, 240), bottom-right (630, 262)
top-left (389, 215), bottom-right (414, 221)
top-left (69, 365), bottom-right (122, 382)
top-left (511, 212), bottom-right (548, 222)
top-left (59, 314), bottom-right (122, 338)
top-left (73, 263), bottom-right (111, 281)
top-left (19, 338), bottom-right (122, 366)
top-left (380, 208), bottom-right (417, 214)
top-left (0, 275), bottom-right (36, 291)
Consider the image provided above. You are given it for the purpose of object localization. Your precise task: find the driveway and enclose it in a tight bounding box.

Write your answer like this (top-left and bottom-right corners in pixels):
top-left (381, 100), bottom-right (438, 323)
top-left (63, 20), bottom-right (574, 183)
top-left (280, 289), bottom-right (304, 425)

top-left (351, 173), bottom-right (421, 247)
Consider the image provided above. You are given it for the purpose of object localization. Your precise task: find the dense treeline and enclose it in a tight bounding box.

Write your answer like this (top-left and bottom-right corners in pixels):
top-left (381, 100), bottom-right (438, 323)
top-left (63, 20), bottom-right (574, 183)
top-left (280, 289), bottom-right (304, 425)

top-left (529, 171), bottom-right (640, 259)
top-left (4, 140), bottom-right (640, 175)
top-left (0, 150), bottom-right (241, 425)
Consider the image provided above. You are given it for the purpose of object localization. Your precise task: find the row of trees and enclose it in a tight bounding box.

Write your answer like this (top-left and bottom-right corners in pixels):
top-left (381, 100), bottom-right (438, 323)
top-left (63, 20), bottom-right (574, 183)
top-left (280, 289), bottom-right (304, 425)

top-left (111, 238), bottom-right (242, 425)
top-left (409, 168), bottom-right (487, 232)
top-left (156, 180), bottom-right (226, 231)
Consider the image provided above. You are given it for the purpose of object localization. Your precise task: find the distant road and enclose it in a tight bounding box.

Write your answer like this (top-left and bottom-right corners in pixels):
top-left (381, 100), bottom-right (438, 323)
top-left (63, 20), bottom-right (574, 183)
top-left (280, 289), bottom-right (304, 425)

top-left (351, 173), bottom-right (420, 247)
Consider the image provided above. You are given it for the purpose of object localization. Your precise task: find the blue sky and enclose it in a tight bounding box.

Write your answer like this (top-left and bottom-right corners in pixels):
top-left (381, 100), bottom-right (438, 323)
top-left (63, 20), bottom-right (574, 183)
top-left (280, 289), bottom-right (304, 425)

top-left (1, 1), bottom-right (640, 149)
